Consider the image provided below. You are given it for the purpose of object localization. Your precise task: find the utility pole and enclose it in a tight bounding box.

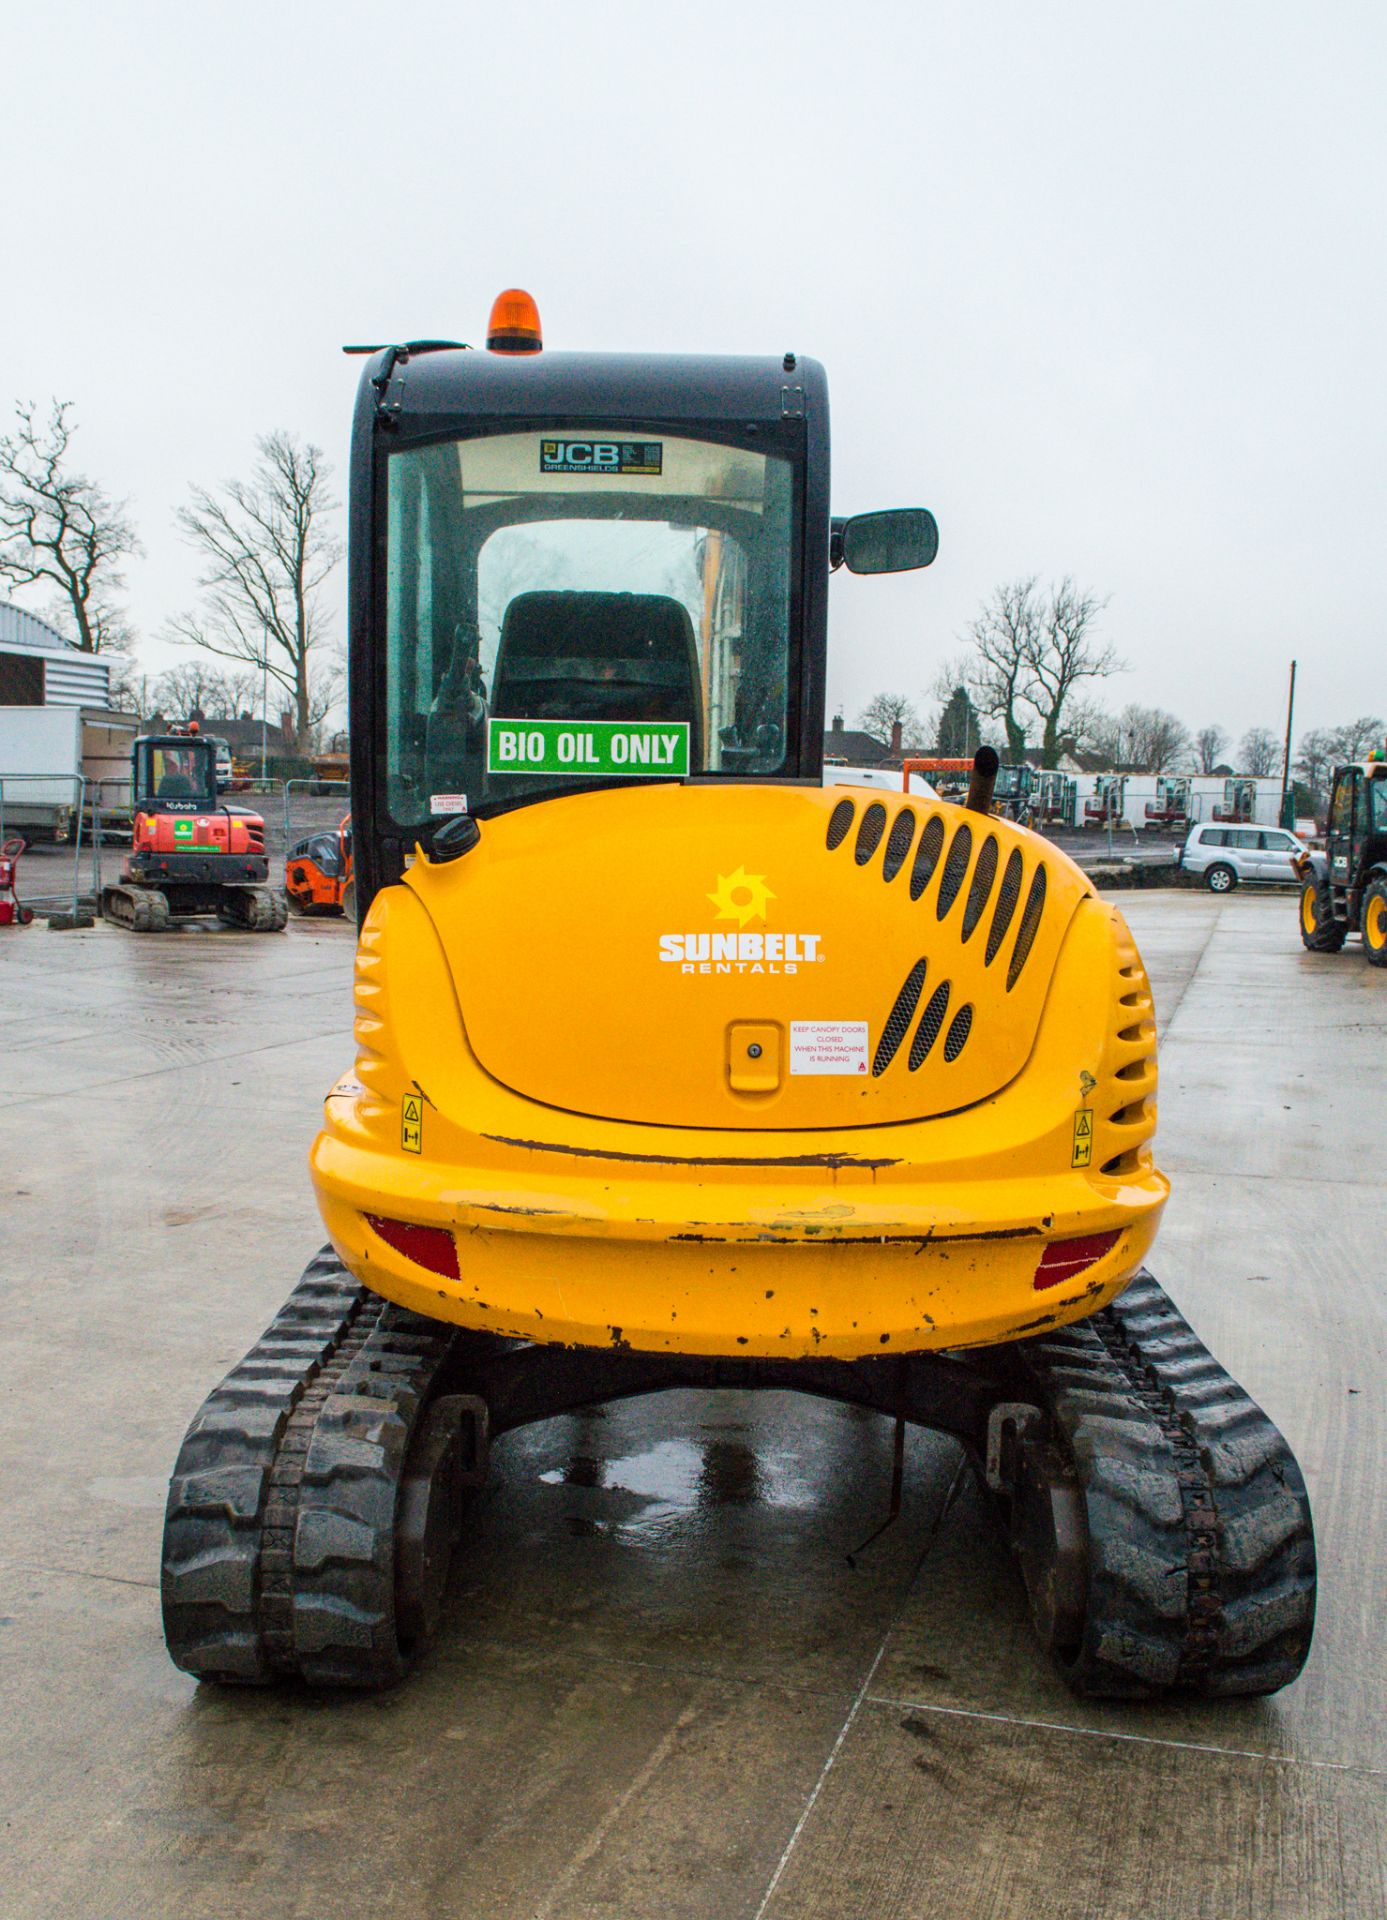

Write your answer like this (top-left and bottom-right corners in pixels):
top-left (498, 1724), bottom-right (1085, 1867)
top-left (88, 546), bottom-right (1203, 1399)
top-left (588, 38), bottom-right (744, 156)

top-left (1280, 659), bottom-right (1297, 829)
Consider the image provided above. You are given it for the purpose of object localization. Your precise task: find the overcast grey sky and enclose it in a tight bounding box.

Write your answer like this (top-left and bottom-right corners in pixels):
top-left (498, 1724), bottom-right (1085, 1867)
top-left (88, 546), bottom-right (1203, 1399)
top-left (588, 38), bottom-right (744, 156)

top-left (3, 0), bottom-right (1382, 742)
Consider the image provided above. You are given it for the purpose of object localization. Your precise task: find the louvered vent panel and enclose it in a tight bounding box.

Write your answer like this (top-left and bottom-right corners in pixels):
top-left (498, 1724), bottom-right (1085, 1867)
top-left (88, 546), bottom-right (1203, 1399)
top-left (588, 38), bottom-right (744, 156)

top-left (872, 958), bottom-right (928, 1075)
top-left (960, 836), bottom-right (998, 941)
top-left (909, 982), bottom-right (952, 1070)
top-left (943, 1004), bottom-right (973, 1061)
top-left (985, 849), bottom-right (1024, 964)
top-left (936, 824), bottom-right (973, 920)
top-left (909, 816), bottom-right (945, 900)
top-left (1006, 866), bottom-right (1048, 990)
top-left (826, 799), bottom-right (855, 850)
top-left (854, 802), bottom-right (888, 865)
top-left (881, 809), bottom-right (916, 882)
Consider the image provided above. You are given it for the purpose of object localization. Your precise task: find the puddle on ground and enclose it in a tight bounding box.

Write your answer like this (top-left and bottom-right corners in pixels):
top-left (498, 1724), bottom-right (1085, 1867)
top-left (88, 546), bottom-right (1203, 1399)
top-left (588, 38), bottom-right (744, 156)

top-left (539, 1432), bottom-right (820, 1535)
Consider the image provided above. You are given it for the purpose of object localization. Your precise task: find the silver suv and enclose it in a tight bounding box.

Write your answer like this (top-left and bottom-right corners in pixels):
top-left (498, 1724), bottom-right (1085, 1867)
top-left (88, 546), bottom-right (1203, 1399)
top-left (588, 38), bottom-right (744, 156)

top-left (1178, 822), bottom-right (1307, 892)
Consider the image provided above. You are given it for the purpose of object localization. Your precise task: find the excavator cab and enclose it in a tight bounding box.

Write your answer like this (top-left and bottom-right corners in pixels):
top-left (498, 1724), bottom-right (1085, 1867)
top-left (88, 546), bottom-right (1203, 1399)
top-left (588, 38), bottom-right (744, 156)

top-left (134, 735), bottom-right (219, 810)
top-left (161, 294), bottom-right (1314, 1702)
top-left (351, 348), bottom-right (933, 893)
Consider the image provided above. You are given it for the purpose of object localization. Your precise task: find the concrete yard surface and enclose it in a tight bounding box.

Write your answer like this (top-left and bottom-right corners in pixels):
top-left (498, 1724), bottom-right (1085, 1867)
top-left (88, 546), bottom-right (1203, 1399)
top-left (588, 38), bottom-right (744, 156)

top-left (1, 891), bottom-right (1383, 1919)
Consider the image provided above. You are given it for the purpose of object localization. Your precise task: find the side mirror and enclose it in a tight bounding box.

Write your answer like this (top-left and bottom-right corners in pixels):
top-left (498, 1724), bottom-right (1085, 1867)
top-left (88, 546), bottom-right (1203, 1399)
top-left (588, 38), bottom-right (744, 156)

top-left (835, 508), bottom-right (939, 574)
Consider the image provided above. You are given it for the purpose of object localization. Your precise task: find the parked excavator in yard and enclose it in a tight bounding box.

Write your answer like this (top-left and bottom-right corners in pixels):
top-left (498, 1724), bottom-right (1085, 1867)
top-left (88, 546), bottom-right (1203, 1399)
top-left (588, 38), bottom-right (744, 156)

top-left (162, 293), bottom-right (1315, 1698)
top-left (1144, 774), bottom-right (1191, 833)
top-left (102, 729), bottom-right (286, 932)
top-left (1296, 748), bottom-right (1387, 965)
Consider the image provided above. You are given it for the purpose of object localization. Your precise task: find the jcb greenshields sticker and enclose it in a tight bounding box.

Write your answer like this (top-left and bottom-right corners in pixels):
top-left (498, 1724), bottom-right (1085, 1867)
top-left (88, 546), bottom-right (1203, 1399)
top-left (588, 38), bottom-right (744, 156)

top-left (539, 438), bottom-right (662, 475)
top-left (487, 719), bottom-right (689, 778)
top-left (401, 1094), bottom-right (423, 1155)
top-left (1071, 1108), bottom-right (1093, 1168)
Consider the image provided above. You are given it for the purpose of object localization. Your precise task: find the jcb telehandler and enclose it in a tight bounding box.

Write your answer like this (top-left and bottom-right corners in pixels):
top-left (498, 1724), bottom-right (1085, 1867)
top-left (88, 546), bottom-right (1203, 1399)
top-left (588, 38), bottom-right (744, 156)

top-left (162, 293), bottom-right (1315, 1697)
top-left (1297, 747), bottom-right (1387, 964)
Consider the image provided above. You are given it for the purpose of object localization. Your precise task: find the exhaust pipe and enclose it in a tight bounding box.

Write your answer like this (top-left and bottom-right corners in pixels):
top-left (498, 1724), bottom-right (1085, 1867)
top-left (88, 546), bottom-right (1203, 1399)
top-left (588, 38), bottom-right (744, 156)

top-left (966, 747), bottom-right (1000, 817)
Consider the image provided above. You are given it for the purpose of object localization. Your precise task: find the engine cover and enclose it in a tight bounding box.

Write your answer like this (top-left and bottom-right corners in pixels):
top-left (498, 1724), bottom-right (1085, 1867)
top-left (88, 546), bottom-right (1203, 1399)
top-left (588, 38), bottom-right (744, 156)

top-left (405, 783), bottom-right (1093, 1131)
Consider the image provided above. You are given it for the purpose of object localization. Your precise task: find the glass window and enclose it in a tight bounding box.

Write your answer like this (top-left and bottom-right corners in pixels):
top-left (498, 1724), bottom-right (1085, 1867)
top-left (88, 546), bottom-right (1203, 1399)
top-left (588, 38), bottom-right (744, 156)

top-left (139, 740), bottom-right (216, 808)
top-left (1372, 775), bottom-right (1387, 831)
top-left (384, 429), bottom-right (796, 824)
top-left (1229, 829), bottom-right (1260, 849)
top-left (1328, 774), bottom-right (1355, 836)
top-left (1260, 832), bottom-right (1294, 851)
top-left (1353, 774), bottom-right (1371, 837)
top-left (1202, 828), bottom-right (1228, 847)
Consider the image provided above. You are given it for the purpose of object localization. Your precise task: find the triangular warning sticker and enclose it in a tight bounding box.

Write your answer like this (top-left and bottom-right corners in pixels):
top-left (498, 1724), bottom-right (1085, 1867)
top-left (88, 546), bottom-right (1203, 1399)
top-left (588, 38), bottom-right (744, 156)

top-left (402, 1094), bottom-right (423, 1124)
top-left (1074, 1111), bottom-right (1092, 1136)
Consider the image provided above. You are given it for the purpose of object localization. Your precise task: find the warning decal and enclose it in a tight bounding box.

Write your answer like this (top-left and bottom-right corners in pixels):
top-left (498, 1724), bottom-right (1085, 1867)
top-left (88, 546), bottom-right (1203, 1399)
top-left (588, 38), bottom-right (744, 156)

top-left (790, 1021), bottom-right (869, 1076)
top-left (402, 1094), bottom-right (424, 1155)
top-left (1071, 1108), bottom-right (1093, 1168)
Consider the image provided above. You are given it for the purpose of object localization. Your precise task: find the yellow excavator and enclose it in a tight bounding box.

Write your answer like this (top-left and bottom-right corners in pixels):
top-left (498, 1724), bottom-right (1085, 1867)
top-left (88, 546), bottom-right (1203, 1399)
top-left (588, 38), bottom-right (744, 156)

top-left (162, 293), bottom-right (1315, 1696)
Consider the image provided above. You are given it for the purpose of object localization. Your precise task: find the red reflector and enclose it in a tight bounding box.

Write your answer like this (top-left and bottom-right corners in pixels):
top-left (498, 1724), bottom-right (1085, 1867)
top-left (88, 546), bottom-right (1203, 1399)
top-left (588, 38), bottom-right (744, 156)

top-left (365, 1214), bottom-right (459, 1280)
top-left (1033, 1231), bottom-right (1120, 1291)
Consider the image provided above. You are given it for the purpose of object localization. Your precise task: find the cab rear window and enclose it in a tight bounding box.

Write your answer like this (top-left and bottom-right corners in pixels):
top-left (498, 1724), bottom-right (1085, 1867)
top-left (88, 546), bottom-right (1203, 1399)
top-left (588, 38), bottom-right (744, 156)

top-left (383, 429), bottom-right (797, 826)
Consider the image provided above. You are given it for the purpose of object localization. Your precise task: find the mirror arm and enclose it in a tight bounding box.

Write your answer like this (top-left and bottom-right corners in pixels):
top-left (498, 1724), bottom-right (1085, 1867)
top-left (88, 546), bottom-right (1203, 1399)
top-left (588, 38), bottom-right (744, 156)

top-left (829, 518), bottom-right (846, 571)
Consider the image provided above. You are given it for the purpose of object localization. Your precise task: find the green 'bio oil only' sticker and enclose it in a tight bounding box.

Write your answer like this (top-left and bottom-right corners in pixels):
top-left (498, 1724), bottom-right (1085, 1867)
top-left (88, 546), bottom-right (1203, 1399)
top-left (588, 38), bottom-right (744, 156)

top-left (487, 719), bottom-right (690, 779)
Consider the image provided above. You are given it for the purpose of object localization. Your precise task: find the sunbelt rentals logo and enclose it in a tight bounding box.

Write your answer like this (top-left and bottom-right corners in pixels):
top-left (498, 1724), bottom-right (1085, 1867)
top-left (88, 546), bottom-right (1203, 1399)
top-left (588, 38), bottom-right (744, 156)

top-left (658, 868), bottom-right (824, 975)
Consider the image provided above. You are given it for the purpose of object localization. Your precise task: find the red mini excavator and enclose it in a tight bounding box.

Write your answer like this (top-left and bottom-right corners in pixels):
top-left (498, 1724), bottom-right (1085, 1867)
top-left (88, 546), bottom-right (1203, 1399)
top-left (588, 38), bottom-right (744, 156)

top-left (101, 728), bottom-right (287, 932)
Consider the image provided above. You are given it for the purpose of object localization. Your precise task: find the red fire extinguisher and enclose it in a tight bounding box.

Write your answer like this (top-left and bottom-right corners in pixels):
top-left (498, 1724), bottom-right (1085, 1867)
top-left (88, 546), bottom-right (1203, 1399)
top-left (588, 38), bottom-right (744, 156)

top-left (0, 836), bottom-right (34, 926)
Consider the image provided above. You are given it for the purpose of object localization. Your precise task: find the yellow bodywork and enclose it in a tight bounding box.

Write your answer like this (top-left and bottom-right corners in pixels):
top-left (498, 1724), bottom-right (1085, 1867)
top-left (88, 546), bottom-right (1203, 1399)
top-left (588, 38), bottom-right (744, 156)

top-left (311, 783), bottom-right (1167, 1358)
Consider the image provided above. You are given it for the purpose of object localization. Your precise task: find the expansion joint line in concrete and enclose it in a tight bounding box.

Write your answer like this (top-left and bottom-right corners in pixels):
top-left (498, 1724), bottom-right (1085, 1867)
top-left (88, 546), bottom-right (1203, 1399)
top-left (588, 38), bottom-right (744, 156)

top-left (748, 1454), bottom-right (972, 1920)
top-left (860, 1696), bottom-right (1387, 1780)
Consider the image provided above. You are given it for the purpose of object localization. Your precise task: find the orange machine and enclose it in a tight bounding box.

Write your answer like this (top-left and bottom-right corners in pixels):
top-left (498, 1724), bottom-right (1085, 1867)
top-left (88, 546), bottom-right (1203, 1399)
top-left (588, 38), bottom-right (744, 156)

top-left (285, 813), bottom-right (354, 916)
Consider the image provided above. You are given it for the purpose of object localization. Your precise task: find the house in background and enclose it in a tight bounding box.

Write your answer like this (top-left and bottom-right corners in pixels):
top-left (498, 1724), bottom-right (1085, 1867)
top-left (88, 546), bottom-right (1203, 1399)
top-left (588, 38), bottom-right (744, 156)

top-left (822, 712), bottom-right (895, 766)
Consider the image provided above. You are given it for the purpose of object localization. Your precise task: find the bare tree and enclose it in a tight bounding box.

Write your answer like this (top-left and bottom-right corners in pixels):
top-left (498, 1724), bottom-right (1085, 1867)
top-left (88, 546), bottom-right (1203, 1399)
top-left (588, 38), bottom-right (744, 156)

top-left (858, 691), bottom-right (924, 748)
top-left (1332, 715), bottom-right (1385, 761)
top-left (1117, 704), bottom-right (1192, 773)
top-left (168, 432), bottom-right (343, 751)
top-left (152, 662), bottom-right (261, 721)
top-left (1026, 578), bottom-right (1123, 767)
top-left (0, 400), bottom-right (139, 653)
top-left (1293, 729), bottom-right (1338, 808)
top-left (1194, 724), bottom-right (1229, 774)
top-left (1057, 696), bottom-right (1115, 761)
top-left (106, 656), bottom-right (149, 715)
top-left (959, 576), bottom-right (1122, 766)
top-left (1239, 726), bottom-right (1280, 778)
top-left (960, 578), bottom-right (1038, 760)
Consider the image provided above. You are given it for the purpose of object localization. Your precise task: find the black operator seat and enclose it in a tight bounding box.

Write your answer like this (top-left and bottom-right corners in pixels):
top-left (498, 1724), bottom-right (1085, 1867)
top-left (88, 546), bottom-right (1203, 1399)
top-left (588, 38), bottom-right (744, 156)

top-left (157, 772), bottom-right (196, 799)
top-left (491, 591), bottom-right (705, 765)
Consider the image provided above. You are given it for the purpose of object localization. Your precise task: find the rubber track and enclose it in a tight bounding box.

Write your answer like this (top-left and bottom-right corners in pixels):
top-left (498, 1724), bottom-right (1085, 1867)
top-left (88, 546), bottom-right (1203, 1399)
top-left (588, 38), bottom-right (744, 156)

top-left (1010, 1269), bottom-right (1317, 1698)
top-left (218, 886), bottom-right (289, 931)
top-left (162, 1247), bottom-right (460, 1686)
top-left (102, 885), bottom-right (169, 932)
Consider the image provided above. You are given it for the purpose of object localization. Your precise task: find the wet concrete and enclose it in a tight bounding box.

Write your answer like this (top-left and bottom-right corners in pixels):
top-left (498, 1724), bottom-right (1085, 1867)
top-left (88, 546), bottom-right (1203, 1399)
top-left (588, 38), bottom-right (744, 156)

top-left (1, 892), bottom-right (1383, 1918)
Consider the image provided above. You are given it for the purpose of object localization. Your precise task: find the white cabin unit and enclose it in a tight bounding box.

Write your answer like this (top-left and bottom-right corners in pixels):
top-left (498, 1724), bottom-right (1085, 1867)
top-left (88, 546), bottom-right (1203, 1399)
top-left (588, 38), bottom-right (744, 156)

top-left (0, 602), bottom-right (136, 837)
